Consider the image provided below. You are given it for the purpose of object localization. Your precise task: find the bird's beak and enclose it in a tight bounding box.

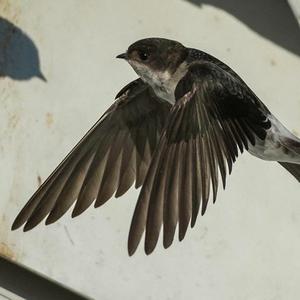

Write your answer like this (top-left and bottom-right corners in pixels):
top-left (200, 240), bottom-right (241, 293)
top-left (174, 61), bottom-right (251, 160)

top-left (116, 53), bottom-right (127, 60)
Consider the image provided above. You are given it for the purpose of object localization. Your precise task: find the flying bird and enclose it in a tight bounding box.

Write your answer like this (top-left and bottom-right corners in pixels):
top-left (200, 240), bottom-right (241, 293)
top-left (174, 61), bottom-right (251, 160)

top-left (12, 38), bottom-right (300, 255)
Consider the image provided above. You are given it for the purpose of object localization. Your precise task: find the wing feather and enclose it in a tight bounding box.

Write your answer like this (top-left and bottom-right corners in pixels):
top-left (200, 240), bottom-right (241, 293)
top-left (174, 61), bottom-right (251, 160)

top-left (128, 61), bottom-right (270, 255)
top-left (12, 79), bottom-right (171, 231)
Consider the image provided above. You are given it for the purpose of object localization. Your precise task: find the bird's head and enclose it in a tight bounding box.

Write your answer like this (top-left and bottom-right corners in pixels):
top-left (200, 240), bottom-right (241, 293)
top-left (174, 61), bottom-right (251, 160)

top-left (116, 38), bottom-right (188, 84)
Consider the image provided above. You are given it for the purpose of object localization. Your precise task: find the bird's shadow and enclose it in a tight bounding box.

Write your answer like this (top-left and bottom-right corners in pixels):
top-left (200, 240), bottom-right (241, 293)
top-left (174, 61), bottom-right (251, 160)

top-left (0, 17), bottom-right (46, 81)
top-left (185, 0), bottom-right (300, 57)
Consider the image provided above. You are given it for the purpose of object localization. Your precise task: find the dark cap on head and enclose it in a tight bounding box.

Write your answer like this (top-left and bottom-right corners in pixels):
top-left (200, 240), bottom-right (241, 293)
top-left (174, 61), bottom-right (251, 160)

top-left (124, 38), bottom-right (188, 73)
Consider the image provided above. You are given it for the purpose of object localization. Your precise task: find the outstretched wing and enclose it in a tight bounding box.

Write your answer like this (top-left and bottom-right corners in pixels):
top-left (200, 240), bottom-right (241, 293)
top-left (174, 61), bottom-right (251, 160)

top-left (128, 62), bottom-right (271, 255)
top-left (12, 79), bottom-right (171, 231)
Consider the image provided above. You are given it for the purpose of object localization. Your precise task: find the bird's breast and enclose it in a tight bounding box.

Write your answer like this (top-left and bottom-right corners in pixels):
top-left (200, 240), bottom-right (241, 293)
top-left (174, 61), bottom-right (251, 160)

top-left (148, 62), bottom-right (189, 105)
top-left (151, 81), bottom-right (176, 105)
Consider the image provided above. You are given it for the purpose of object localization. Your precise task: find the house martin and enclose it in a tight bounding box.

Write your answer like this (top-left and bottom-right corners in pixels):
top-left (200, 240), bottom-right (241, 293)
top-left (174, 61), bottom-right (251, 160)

top-left (12, 38), bottom-right (300, 255)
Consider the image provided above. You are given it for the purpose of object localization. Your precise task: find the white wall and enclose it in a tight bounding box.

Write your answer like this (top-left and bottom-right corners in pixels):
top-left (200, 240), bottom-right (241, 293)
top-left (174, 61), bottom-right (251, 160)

top-left (1, 1), bottom-right (300, 299)
top-left (289, 0), bottom-right (300, 24)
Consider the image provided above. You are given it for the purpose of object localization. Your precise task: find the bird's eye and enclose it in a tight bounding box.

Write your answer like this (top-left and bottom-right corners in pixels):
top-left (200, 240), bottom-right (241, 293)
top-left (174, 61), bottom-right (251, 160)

top-left (138, 51), bottom-right (149, 61)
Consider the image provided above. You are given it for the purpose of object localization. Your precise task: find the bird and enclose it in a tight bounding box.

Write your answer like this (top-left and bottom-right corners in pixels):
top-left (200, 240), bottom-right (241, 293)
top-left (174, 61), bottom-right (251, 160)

top-left (12, 37), bottom-right (300, 255)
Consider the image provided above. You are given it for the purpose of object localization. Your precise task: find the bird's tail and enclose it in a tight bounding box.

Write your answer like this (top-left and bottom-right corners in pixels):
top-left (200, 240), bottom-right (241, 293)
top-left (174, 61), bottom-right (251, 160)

top-left (279, 162), bottom-right (300, 182)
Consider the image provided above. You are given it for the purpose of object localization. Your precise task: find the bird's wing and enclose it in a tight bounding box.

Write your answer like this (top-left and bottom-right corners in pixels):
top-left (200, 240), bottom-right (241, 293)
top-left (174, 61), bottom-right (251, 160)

top-left (128, 62), bottom-right (271, 255)
top-left (12, 78), bottom-right (171, 231)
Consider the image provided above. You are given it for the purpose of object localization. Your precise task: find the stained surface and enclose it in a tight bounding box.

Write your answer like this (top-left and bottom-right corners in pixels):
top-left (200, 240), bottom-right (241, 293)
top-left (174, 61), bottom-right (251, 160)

top-left (1, 1), bottom-right (300, 300)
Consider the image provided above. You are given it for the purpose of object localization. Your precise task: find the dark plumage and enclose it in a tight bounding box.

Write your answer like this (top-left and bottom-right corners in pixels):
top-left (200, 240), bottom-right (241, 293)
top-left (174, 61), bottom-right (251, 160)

top-left (12, 38), bottom-right (300, 255)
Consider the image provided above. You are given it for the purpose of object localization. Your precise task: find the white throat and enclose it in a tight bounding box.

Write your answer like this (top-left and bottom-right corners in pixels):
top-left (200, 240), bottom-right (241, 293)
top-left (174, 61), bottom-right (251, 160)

top-left (129, 61), bottom-right (188, 105)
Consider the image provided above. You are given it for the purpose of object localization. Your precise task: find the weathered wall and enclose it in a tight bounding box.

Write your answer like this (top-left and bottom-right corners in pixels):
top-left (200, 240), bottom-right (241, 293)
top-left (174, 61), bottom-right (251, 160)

top-left (1, 1), bottom-right (300, 299)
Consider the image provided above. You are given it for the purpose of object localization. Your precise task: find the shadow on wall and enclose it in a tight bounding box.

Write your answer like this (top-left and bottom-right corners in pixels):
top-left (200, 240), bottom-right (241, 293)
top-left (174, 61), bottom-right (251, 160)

top-left (0, 17), bottom-right (46, 81)
top-left (185, 0), bottom-right (300, 57)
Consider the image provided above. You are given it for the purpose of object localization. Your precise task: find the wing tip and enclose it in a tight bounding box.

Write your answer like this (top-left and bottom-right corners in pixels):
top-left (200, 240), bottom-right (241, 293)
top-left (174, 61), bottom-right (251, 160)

top-left (45, 215), bottom-right (55, 225)
top-left (127, 240), bottom-right (138, 257)
top-left (11, 209), bottom-right (29, 231)
top-left (128, 227), bottom-right (144, 257)
top-left (178, 227), bottom-right (188, 242)
top-left (71, 205), bottom-right (86, 218)
top-left (23, 220), bottom-right (38, 232)
top-left (11, 221), bottom-right (21, 231)
top-left (11, 214), bottom-right (29, 231)
top-left (144, 246), bottom-right (154, 256)
top-left (144, 236), bottom-right (158, 256)
top-left (163, 236), bottom-right (174, 249)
